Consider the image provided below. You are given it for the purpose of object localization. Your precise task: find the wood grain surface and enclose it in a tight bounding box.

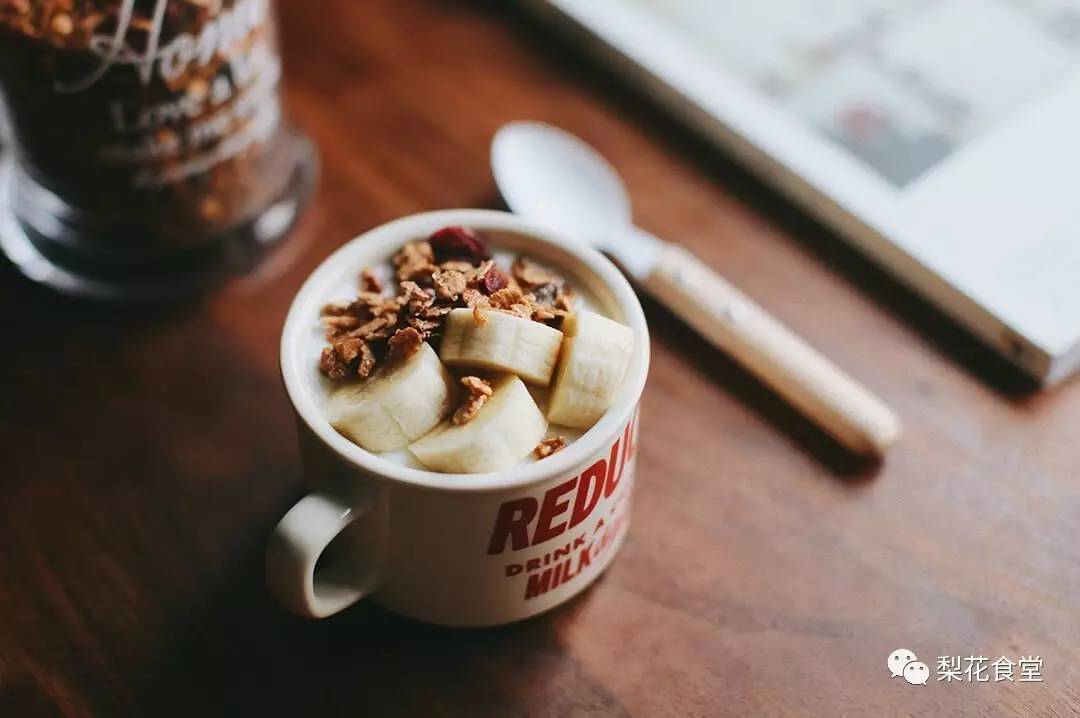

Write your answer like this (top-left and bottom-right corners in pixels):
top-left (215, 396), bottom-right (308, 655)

top-left (3, 1), bottom-right (1079, 716)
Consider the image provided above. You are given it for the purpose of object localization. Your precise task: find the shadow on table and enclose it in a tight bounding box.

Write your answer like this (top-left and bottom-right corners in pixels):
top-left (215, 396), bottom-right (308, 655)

top-left (0, 251), bottom-right (214, 346)
top-left (482, 0), bottom-right (1041, 404)
top-left (132, 523), bottom-right (630, 718)
top-left (636, 292), bottom-right (885, 482)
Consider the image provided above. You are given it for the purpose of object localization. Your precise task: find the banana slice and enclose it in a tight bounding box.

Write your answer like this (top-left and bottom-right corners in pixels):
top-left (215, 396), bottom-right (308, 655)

top-left (547, 311), bottom-right (634, 429)
top-left (327, 342), bottom-right (457, 452)
top-left (409, 375), bottom-right (548, 473)
top-left (439, 308), bottom-right (563, 386)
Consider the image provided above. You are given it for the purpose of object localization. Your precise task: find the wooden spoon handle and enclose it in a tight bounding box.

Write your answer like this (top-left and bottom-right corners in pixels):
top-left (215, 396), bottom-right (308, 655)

top-left (644, 242), bottom-right (901, 457)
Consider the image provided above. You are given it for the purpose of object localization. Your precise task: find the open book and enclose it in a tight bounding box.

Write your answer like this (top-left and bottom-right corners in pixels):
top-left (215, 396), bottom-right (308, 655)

top-left (526, 0), bottom-right (1080, 384)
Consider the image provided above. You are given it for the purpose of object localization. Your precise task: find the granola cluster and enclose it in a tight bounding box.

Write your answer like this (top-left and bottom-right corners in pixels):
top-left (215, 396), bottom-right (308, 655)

top-left (0, 0), bottom-right (103, 47)
top-left (319, 227), bottom-right (574, 383)
top-left (533, 436), bottom-right (567, 459)
top-left (452, 376), bottom-right (493, 425)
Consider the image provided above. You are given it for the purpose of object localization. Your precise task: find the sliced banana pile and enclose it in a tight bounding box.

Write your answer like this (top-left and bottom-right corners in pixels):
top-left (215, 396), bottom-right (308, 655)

top-left (324, 254), bottom-right (634, 473)
top-left (328, 306), bottom-right (633, 473)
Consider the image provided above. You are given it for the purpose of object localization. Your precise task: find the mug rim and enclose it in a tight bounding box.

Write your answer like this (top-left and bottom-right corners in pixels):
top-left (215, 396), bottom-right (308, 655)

top-left (280, 209), bottom-right (650, 493)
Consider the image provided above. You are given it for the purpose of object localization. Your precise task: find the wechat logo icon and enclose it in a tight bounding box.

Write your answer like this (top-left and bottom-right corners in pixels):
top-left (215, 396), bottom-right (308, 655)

top-left (888, 648), bottom-right (929, 685)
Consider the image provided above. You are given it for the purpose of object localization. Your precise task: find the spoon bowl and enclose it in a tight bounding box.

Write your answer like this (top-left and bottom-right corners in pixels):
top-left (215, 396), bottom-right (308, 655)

top-left (492, 122), bottom-right (633, 240)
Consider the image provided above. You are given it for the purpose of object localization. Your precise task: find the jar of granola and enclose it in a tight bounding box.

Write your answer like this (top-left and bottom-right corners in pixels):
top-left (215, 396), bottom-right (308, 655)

top-left (0, 0), bottom-right (316, 299)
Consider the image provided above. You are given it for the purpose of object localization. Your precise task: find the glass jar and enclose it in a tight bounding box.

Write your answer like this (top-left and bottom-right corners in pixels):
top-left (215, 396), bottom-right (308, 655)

top-left (0, 0), bottom-right (316, 299)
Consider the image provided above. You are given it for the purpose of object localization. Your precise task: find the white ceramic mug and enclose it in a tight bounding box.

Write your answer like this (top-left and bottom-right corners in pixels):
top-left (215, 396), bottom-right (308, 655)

top-left (267, 209), bottom-right (650, 626)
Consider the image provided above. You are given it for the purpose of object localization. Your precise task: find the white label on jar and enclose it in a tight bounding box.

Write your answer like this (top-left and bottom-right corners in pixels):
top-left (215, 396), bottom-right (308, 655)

top-left (59, 0), bottom-right (284, 189)
top-left (99, 49), bottom-right (282, 188)
top-left (57, 0), bottom-right (270, 94)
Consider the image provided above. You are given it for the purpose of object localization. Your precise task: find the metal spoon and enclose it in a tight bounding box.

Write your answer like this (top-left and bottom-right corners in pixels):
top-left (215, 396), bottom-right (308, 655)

top-left (492, 121), bottom-right (900, 457)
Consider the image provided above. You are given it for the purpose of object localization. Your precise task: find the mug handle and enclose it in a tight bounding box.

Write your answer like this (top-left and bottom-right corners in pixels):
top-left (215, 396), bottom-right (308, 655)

top-left (265, 484), bottom-right (385, 618)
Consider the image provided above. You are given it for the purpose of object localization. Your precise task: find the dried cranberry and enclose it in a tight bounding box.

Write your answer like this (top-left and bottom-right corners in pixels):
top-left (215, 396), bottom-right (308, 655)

top-left (428, 227), bottom-right (492, 265)
top-left (481, 266), bottom-right (508, 295)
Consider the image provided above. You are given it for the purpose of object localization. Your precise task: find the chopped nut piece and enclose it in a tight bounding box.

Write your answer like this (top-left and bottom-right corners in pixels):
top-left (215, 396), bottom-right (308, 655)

top-left (322, 292), bottom-right (397, 327)
top-left (360, 268), bottom-right (384, 294)
top-left (487, 284), bottom-right (538, 320)
top-left (356, 290), bottom-right (390, 308)
top-left (356, 342), bottom-right (377, 379)
top-left (555, 290), bottom-right (574, 312)
top-left (393, 241), bottom-right (436, 281)
top-left (407, 315), bottom-right (443, 339)
top-left (472, 305), bottom-right (489, 326)
top-left (321, 299), bottom-right (354, 316)
top-left (420, 304), bottom-right (453, 319)
top-left (532, 306), bottom-right (557, 322)
top-left (461, 375), bottom-right (494, 394)
top-left (321, 324), bottom-right (383, 381)
top-left (453, 376), bottom-right (493, 425)
top-left (321, 314), bottom-right (361, 336)
top-left (471, 259), bottom-right (494, 278)
top-left (400, 281), bottom-right (435, 314)
top-left (388, 327), bottom-right (424, 363)
top-left (319, 347), bottom-right (350, 380)
top-left (372, 297), bottom-right (403, 319)
top-left (512, 257), bottom-right (560, 289)
top-left (433, 269), bottom-right (468, 301)
top-left (534, 436), bottom-right (567, 459)
top-left (505, 304), bottom-right (534, 319)
top-left (334, 337), bottom-right (365, 364)
top-left (347, 314), bottom-right (397, 341)
top-left (352, 293), bottom-right (391, 317)
top-left (461, 288), bottom-right (489, 308)
top-left (488, 286), bottom-right (525, 310)
top-left (439, 260), bottom-right (475, 273)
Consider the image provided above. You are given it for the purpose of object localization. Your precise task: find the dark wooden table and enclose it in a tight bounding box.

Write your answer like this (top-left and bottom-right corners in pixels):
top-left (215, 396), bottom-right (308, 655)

top-left (4, 1), bottom-right (1080, 716)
